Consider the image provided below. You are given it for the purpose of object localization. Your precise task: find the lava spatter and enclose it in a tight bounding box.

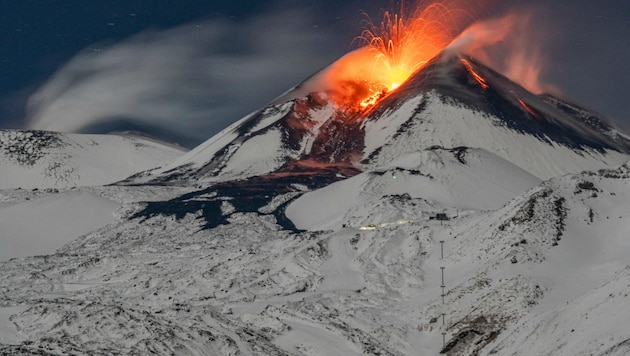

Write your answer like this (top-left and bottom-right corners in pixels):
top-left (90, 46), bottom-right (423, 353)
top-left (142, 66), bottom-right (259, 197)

top-left (323, 1), bottom-right (473, 112)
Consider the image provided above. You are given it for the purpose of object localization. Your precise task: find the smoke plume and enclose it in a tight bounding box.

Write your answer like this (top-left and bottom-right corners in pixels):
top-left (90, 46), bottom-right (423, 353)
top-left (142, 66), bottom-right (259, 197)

top-left (446, 9), bottom-right (557, 94)
top-left (26, 7), bottom-right (341, 147)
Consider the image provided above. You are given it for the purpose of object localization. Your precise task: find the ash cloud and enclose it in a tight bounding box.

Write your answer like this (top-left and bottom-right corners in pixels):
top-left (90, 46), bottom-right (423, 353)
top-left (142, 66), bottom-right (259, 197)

top-left (26, 7), bottom-right (343, 147)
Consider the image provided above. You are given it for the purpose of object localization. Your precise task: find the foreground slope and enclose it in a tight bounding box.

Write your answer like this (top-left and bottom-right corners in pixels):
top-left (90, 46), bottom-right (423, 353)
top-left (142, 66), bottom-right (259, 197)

top-left (1, 160), bottom-right (629, 355)
top-left (0, 129), bottom-right (187, 261)
top-left (0, 130), bottom-right (186, 189)
top-left (0, 190), bottom-right (119, 260)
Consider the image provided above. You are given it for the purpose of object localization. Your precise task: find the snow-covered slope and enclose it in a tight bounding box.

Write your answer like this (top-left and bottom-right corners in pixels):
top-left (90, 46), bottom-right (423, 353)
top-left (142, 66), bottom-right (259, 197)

top-left (125, 93), bottom-right (358, 185)
top-left (361, 91), bottom-right (630, 180)
top-left (286, 147), bottom-right (541, 230)
top-left (0, 130), bottom-right (186, 189)
top-left (1, 161), bottom-right (629, 355)
top-left (0, 190), bottom-right (119, 261)
top-left (127, 53), bottom-right (630, 186)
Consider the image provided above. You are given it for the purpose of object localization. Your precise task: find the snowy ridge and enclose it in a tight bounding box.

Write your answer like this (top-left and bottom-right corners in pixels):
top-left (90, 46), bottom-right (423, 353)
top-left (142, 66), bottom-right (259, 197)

top-left (286, 146), bottom-right (541, 230)
top-left (0, 130), bottom-right (186, 189)
top-left (362, 92), bottom-right (630, 180)
top-left (128, 94), bottom-right (343, 185)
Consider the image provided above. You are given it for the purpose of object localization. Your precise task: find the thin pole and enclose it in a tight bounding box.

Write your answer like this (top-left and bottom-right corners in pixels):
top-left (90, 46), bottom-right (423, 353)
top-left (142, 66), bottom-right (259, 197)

top-left (440, 240), bottom-right (444, 259)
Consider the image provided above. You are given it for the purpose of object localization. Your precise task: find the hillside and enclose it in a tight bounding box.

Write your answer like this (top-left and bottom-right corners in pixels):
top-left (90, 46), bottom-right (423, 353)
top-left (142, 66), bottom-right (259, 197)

top-left (0, 130), bottom-right (186, 189)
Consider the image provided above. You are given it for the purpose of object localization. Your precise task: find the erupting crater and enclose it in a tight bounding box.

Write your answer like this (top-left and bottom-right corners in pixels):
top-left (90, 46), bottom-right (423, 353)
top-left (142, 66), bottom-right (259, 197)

top-left (323, 1), bottom-right (472, 112)
top-left (321, 0), bottom-right (547, 113)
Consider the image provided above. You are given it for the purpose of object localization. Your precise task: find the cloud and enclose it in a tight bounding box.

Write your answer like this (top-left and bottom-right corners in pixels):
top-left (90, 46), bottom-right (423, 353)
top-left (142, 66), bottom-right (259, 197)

top-left (26, 6), bottom-right (344, 147)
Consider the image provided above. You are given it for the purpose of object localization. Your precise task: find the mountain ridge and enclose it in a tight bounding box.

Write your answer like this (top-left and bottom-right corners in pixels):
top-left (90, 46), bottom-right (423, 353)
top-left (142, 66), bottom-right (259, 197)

top-left (124, 52), bottom-right (630, 187)
top-left (0, 129), bottom-right (186, 189)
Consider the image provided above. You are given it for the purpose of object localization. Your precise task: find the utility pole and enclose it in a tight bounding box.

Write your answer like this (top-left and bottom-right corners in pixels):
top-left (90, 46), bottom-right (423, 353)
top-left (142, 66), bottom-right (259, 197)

top-left (439, 238), bottom-right (447, 351)
top-left (440, 266), bottom-right (446, 304)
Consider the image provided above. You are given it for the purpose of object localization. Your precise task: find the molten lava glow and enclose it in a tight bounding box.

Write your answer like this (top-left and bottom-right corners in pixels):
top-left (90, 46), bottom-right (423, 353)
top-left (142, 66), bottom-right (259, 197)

top-left (460, 58), bottom-right (488, 89)
top-left (320, 1), bottom-right (553, 112)
top-left (517, 98), bottom-right (540, 118)
top-left (323, 1), bottom-right (471, 112)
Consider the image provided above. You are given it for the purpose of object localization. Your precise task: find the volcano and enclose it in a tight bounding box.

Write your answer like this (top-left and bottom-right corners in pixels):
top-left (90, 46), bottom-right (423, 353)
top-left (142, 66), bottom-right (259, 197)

top-left (130, 52), bottom-right (630, 185)
top-left (3, 49), bottom-right (630, 355)
top-left (122, 51), bottom-right (630, 230)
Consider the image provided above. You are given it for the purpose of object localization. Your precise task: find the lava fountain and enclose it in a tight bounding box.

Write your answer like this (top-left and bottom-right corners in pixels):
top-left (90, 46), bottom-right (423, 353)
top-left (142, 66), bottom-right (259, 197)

top-left (323, 1), bottom-right (474, 112)
top-left (322, 1), bottom-right (549, 112)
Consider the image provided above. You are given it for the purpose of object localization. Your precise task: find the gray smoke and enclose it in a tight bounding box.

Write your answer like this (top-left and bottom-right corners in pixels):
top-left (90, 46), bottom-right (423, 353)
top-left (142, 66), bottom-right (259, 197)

top-left (26, 7), bottom-right (343, 147)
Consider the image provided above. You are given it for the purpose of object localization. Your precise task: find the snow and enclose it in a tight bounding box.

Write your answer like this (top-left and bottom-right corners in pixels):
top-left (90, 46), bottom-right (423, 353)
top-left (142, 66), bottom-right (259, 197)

top-left (0, 190), bottom-right (119, 261)
top-left (0, 306), bottom-right (27, 345)
top-left (287, 147), bottom-right (541, 230)
top-left (0, 130), bottom-right (186, 189)
top-left (250, 102), bottom-right (293, 133)
top-left (318, 230), bottom-right (364, 292)
top-left (146, 101), bottom-right (295, 180)
top-left (297, 103), bottom-right (337, 155)
top-left (0, 160), bottom-right (629, 354)
top-left (140, 98), bottom-right (339, 185)
top-left (363, 92), bottom-right (630, 180)
top-left (220, 128), bottom-right (285, 179)
top-left (275, 318), bottom-right (364, 356)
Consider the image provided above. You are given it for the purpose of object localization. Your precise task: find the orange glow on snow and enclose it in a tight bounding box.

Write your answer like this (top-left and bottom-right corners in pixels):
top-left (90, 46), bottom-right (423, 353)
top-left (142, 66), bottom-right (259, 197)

top-left (323, 1), bottom-right (473, 112)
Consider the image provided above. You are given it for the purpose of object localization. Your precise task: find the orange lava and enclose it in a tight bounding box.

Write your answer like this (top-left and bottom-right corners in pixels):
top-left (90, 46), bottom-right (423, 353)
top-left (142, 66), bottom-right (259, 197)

top-left (323, 1), bottom-right (473, 112)
top-left (460, 58), bottom-right (488, 89)
top-left (517, 98), bottom-right (540, 118)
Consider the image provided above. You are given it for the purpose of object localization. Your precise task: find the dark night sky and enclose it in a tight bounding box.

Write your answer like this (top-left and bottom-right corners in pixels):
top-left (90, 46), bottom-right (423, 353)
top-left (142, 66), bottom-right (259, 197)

top-left (1, 0), bottom-right (629, 147)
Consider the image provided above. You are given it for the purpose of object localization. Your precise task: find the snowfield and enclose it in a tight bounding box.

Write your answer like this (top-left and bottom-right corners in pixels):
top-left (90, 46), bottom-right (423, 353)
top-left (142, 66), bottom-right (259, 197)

top-left (1, 161), bottom-right (629, 355)
top-left (0, 130), bottom-right (186, 189)
top-left (0, 190), bottom-right (119, 261)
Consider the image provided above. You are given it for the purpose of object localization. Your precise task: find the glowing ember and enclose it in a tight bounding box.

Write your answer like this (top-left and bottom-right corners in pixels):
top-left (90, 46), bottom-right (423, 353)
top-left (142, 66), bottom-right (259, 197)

top-left (323, 1), bottom-right (470, 112)
top-left (460, 58), bottom-right (489, 89)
